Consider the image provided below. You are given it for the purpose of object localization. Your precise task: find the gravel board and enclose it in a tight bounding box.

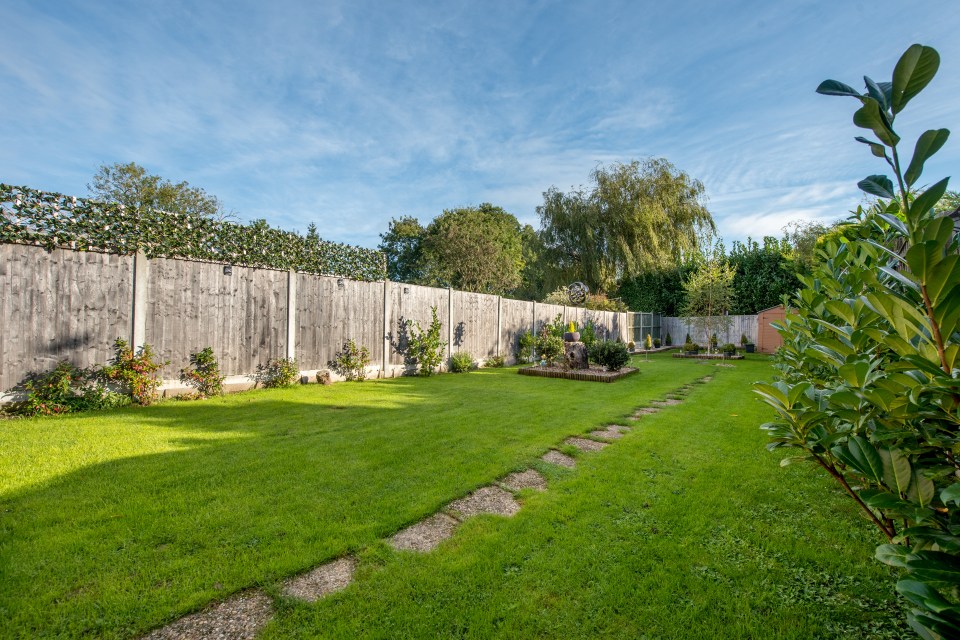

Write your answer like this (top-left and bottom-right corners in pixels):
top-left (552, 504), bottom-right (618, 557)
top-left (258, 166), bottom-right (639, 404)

top-left (447, 486), bottom-right (521, 517)
top-left (141, 590), bottom-right (272, 640)
top-left (500, 469), bottom-right (547, 492)
top-left (389, 513), bottom-right (459, 552)
top-left (282, 557), bottom-right (355, 602)
top-left (542, 450), bottom-right (576, 468)
top-left (564, 437), bottom-right (609, 452)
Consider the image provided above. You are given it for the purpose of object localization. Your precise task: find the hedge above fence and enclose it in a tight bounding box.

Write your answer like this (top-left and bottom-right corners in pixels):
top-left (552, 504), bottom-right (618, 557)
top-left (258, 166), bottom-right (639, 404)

top-left (0, 184), bottom-right (386, 281)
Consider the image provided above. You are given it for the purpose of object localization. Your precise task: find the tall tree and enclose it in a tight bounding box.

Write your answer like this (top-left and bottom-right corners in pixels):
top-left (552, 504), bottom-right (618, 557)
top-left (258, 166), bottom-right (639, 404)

top-left (421, 203), bottom-right (524, 295)
top-left (681, 253), bottom-right (736, 350)
top-left (378, 216), bottom-right (427, 283)
top-left (88, 162), bottom-right (233, 220)
top-left (537, 158), bottom-right (714, 293)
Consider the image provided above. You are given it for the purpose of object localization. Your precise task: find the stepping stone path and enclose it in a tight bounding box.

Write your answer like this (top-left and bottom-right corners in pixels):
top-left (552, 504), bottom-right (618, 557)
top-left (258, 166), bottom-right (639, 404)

top-left (447, 486), bottom-right (521, 518)
top-left (651, 398), bottom-right (682, 407)
top-left (542, 449), bottom-right (576, 468)
top-left (589, 425), bottom-right (630, 441)
top-left (564, 437), bottom-right (609, 452)
top-left (143, 590), bottom-right (272, 640)
top-left (282, 557), bottom-right (356, 602)
top-left (143, 379), bottom-right (699, 637)
top-left (389, 513), bottom-right (460, 552)
top-left (701, 376), bottom-right (713, 382)
top-left (500, 469), bottom-right (547, 492)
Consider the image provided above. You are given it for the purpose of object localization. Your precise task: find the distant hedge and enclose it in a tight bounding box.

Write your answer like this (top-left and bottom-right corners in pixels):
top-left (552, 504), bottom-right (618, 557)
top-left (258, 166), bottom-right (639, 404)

top-left (0, 184), bottom-right (386, 281)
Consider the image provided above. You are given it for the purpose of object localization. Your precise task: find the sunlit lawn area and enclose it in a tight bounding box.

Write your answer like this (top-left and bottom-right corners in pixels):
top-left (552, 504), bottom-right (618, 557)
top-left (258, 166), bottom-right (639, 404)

top-left (0, 355), bottom-right (906, 638)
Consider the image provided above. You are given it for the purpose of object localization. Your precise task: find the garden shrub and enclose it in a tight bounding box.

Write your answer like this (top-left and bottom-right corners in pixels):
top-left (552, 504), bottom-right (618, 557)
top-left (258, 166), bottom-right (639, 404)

top-left (535, 330), bottom-right (564, 365)
top-left (255, 356), bottom-right (299, 388)
top-left (682, 342), bottom-right (700, 354)
top-left (709, 333), bottom-right (718, 350)
top-left (665, 332), bottom-right (673, 346)
top-left (407, 306), bottom-right (446, 376)
top-left (644, 334), bottom-right (653, 350)
top-left (588, 340), bottom-right (630, 371)
top-left (579, 321), bottom-right (597, 346)
top-left (721, 343), bottom-right (736, 356)
top-left (684, 333), bottom-right (691, 344)
top-left (755, 44), bottom-right (960, 637)
top-left (331, 339), bottom-right (371, 381)
top-left (516, 330), bottom-right (536, 363)
top-left (102, 338), bottom-right (166, 405)
top-left (627, 341), bottom-right (636, 351)
top-left (484, 355), bottom-right (505, 368)
top-left (450, 351), bottom-right (475, 373)
top-left (740, 333), bottom-right (749, 347)
top-left (179, 347), bottom-right (224, 397)
top-left (9, 361), bottom-right (128, 416)
top-left (654, 337), bottom-right (662, 348)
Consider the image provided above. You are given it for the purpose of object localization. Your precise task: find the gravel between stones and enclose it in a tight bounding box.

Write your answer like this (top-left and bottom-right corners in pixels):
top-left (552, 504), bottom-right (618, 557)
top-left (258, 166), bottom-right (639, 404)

top-left (141, 590), bottom-right (273, 640)
top-left (447, 486), bottom-right (521, 518)
top-left (564, 437), bottom-right (609, 452)
top-left (389, 513), bottom-right (459, 552)
top-left (500, 469), bottom-right (547, 492)
top-left (542, 450), bottom-right (576, 468)
top-left (282, 557), bottom-right (355, 602)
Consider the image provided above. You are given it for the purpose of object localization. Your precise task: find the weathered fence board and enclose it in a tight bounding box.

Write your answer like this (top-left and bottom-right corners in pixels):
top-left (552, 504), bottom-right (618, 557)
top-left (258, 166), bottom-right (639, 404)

top-left (499, 298), bottom-right (533, 363)
top-left (146, 258), bottom-right (288, 377)
top-left (452, 291), bottom-right (499, 358)
top-left (296, 275), bottom-right (384, 371)
top-left (386, 282), bottom-right (451, 368)
top-left (0, 244), bottom-right (133, 391)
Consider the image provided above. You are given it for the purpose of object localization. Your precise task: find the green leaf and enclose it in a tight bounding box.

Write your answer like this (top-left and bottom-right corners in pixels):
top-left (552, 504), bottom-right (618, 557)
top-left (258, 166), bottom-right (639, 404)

top-left (816, 79), bottom-right (862, 98)
top-left (864, 76), bottom-right (890, 112)
top-left (926, 255), bottom-right (960, 306)
top-left (854, 136), bottom-right (889, 160)
top-left (853, 98), bottom-right (900, 146)
top-left (906, 241), bottom-right (939, 281)
top-left (879, 447), bottom-right (912, 496)
top-left (941, 483), bottom-right (960, 506)
top-left (892, 44), bottom-right (941, 114)
top-left (877, 543), bottom-right (914, 568)
top-left (858, 175), bottom-right (896, 199)
top-left (904, 129), bottom-right (950, 186)
top-left (834, 436), bottom-right (885, 483)
top-left (907, 473), bottom-right (936, 508)
top-left (910, 178), bottom-right (950, 218)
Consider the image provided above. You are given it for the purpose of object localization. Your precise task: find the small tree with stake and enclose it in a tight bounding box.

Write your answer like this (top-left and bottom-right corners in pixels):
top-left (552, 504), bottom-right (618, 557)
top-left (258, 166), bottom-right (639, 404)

top-left (755, 44), bottom-right (960, 638)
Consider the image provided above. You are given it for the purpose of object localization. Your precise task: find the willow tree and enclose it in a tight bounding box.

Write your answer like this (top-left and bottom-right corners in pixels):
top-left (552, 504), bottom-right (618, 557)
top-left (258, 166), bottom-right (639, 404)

top-left (536, 158), bottom-right (714, 293)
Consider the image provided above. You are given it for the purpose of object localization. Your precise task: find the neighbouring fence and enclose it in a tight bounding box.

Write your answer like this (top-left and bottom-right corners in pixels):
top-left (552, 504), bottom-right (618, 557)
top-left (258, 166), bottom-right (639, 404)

top-left (659, 314), bottom-right (759, 347)
top-left (0, 243), bottom-right (631, 395)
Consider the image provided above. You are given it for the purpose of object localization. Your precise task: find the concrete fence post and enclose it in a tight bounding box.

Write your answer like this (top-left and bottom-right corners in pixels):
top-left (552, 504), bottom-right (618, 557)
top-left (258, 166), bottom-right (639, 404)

top-left (286, 270), bottom-right (297, 361)
top-left (382, 280), bottom-right (390, 378)
top-left (131, 251), bottom-right (149, 350)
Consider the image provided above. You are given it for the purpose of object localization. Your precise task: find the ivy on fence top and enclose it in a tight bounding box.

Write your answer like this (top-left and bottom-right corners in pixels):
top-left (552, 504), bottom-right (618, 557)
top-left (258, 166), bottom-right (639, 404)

top-left (0, 184), bottom-right (386, 281)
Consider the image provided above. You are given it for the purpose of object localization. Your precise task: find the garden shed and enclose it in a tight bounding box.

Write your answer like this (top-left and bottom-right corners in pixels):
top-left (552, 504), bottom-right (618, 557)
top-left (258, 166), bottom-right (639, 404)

top-left (756, 305), bottom-right (786, 354)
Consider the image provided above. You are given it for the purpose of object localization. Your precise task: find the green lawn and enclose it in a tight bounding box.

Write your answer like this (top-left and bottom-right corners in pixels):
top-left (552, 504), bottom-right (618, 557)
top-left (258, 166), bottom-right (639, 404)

top-left (0, 355), bottom-right (906, 638)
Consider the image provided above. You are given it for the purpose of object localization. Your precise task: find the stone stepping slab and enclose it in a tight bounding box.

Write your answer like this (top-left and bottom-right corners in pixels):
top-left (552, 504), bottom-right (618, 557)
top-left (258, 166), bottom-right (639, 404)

top-left (589, 425), bottom-right (630, 441)
top-left (651, 398), bottom-right (682, 407)
top-left (542, 449), bottom-right (576, 468)
top-left (701, 375), bottom-right (713, 382)
top-left (564, 437), bottom-right (609, 452)
top-left (282, 557), bottom-right (355, 602)
top-left (447, 485), bottom-right (521, 518)
top-left (500, 469), bottom-right (547, 492)
top-left (142, 590), bottom-right (272, 640)
top-left (389, 513), bottom-right (459, 552)
top-left (630, 407), bottom-right (659, 419)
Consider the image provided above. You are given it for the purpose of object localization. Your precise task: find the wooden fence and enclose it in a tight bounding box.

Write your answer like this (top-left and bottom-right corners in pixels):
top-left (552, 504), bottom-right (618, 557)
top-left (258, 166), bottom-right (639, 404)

top-left (659, 314), bottom-right (758, 347)
top-left (0, 244), bottom-right (630, 396)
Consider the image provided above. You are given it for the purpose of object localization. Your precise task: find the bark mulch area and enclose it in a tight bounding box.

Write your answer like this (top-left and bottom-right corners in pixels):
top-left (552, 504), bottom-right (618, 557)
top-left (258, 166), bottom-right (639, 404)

top-left (142, 590), bottom-right (273, 640)
top-left (518, 366), bottom-right (638, 383)
top-left (564, 437), bottom-right (609, 452)
top-left (500, 469), bottom-right (548, 492)
top-left (282, 557), bottom-right (356, 602)
top-left (389, 513), bottom-right (460, 553)
top-left (447, 486), bottom-right (521, 518)
top-left (542, 450), bottom-right (576, 468)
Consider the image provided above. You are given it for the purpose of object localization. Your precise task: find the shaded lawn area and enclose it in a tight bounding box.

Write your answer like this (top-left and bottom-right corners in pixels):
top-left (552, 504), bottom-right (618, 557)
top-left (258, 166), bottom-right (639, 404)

top-left (0, 356), bottom-right (906, 638)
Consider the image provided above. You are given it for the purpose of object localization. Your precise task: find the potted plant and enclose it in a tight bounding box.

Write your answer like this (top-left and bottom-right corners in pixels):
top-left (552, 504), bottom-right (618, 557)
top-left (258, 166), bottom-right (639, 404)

top-left (654, 337), bottom-right (661, 348)
top-left (665, 333), bottom-right (672, 346)
top-left (721, 343), bottom-right (737, 357)
top-left (627, 340), bottom-right (636, 352)
top-left (563, 321), bottom-right (580, 342)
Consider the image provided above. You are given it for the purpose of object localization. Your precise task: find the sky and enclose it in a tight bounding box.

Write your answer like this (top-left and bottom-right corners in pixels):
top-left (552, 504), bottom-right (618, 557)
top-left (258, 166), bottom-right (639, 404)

top-left (2, 0), bottom-right (959, 250)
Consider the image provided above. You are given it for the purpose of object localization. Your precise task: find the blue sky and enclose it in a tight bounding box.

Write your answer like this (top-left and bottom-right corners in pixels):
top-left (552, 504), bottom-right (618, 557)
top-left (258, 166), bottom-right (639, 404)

top-left (2, 1), bottom-right (959, 250)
